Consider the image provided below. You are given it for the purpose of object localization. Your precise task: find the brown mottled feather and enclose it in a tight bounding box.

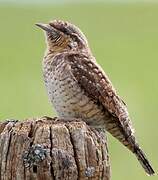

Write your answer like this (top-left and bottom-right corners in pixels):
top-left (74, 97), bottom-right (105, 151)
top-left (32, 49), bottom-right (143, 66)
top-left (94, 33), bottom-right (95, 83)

top-left (66, 53), bottom-right (134, 137)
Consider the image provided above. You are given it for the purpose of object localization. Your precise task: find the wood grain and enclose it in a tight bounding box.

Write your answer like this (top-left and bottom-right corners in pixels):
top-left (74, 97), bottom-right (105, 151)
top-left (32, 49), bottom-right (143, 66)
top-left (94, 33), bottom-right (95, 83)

top-left (0, 117), bottom-right (110, 180)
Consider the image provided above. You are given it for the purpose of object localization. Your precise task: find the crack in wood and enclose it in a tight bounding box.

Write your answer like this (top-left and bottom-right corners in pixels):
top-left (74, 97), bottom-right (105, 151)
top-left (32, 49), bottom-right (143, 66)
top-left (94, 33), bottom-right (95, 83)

top-left (65, 124), bottom-right (79, 180)
top-left (49, 126), bottom-right (56, 179)
top-left (4, 120), bottom-right (18, 178)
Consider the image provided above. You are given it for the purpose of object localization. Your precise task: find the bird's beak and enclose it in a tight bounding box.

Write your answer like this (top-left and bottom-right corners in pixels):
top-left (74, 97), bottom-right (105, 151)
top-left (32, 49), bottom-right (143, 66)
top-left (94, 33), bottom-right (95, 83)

top-left (35, 23), bottom-right (54, 33)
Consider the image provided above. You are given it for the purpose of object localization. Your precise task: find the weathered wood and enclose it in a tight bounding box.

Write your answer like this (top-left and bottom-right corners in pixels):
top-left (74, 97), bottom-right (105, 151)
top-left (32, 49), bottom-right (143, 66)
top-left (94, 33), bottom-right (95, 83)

top-left (0, 117), bottom-right (110, 180)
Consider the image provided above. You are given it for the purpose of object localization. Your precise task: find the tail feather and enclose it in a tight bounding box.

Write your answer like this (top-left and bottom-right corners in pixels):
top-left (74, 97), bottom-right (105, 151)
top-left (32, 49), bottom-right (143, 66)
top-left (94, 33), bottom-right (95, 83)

top-left (105, 118), bottom-right (155, 175)
top-left (134, 145), bottom-right (155, 176)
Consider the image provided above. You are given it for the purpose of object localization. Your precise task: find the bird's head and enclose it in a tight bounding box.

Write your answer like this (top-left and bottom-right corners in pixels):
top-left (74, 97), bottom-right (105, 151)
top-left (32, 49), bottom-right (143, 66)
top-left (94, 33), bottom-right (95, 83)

top-left (36, 20), bottom-right (89, 54)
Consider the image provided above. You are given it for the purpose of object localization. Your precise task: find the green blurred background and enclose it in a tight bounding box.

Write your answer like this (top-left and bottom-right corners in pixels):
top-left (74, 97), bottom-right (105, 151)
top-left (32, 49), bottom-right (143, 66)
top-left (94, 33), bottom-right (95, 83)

top-left (0, 0), bottom-right (157, 179)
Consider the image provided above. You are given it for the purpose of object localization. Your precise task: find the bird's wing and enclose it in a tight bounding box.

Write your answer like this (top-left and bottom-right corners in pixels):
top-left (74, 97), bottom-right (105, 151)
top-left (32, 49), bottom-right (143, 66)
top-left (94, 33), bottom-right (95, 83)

top-left (65, 53), bottom-right (134, 136)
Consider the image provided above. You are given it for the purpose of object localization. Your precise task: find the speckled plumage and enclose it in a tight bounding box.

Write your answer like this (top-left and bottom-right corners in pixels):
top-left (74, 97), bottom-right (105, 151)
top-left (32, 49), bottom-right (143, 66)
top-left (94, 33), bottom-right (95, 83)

top-left (36, 20), bottom-right (154, 175)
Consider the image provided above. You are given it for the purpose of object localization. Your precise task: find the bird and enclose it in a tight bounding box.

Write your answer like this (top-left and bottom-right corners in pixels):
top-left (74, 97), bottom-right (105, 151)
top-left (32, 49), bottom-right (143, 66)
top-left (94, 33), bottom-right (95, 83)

top-left (36, 19), bottom-right (155, 176)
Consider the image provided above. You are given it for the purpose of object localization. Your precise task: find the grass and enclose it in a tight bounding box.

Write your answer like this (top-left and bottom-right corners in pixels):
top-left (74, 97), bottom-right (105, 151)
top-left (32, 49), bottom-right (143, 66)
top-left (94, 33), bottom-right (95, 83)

top-left (0, 3), bottom-right (157, 179)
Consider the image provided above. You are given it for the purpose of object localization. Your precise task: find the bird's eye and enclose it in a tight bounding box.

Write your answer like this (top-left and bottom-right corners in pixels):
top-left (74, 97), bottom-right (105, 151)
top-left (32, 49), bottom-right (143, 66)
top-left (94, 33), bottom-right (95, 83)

top-left (52, 33), bottom-right (61, 42)
top-left (48, 32), bottom-right (61, 43)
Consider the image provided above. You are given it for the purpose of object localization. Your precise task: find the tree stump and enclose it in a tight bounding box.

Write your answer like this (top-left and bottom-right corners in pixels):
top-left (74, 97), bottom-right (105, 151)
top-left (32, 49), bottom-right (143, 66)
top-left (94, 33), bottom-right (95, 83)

top-left (0, 117), bottom-right (110, 180)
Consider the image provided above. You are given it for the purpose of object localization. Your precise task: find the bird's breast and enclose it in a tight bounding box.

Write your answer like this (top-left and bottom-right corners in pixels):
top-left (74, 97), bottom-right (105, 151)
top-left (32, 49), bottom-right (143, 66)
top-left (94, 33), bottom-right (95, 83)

top-left (43, 58), bottom-right (105, 127)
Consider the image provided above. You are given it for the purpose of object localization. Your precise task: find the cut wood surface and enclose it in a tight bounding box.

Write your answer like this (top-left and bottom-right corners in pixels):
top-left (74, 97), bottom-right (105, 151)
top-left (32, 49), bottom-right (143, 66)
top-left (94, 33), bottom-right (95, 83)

top-left (0, 117), bottom-right (110, 180)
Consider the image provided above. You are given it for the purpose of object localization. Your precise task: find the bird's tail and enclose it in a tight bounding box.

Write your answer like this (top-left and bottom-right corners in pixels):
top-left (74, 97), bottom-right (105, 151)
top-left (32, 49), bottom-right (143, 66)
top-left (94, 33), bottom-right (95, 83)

top-left (134, 144), bottom-right (155, 176)
top-left (105, 117), bottom-right (155, 175)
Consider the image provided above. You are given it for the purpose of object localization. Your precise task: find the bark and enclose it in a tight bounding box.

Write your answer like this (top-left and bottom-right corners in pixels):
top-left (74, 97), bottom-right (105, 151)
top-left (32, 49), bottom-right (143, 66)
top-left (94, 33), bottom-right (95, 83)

top-left (0, 117), bottom-right (110, 180)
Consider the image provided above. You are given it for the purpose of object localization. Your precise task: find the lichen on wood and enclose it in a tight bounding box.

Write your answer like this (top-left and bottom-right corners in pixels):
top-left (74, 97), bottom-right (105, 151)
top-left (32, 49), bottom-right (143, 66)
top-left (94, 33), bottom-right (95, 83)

top-left (0, 117), bottom-right (110, 180)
